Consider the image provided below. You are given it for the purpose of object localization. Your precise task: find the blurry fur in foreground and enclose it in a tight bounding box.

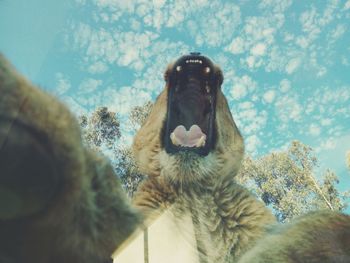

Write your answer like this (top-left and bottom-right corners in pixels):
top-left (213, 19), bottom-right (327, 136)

top-left (0, 54), bottom-right (140, 263)
top-left (238, 210), bottom-right (350, 263)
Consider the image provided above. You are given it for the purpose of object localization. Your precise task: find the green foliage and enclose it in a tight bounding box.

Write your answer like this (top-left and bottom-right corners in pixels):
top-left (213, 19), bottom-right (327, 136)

top-left (79, 107), bottom-right (121, 150)
top-left (129, 101), bottom-right (153, 130)
top-left (79, 102), bottom-right (153, 197)
top-left (114, 147), bottom-right (144, 197)
top-left (237, 141), bottom-right (348, 222)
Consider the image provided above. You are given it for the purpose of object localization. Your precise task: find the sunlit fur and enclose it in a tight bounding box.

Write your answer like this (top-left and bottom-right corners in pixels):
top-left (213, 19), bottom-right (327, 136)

top-left (0, 54), bottom-right (140, 263)
top-left (133, 63), bottom-right (244, 189)
top-left (132, 61), bottom-right (276, 262)
top-left (133, 59), bottom-right (350, 263)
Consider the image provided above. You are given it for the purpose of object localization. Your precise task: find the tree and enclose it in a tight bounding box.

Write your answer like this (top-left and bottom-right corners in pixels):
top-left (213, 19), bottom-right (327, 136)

top-left (79, 102), bottom-right (153, 197)
top-left (79, 107), bottom-right (121, 150)
top-left (128, 101), bottom-right (153, 130)
top-left (236, 141), bottom-right (348, 222)
top-left (114, 146), bottom-right (144, 197)
top-left (117, 101), bottom-right (153, 196)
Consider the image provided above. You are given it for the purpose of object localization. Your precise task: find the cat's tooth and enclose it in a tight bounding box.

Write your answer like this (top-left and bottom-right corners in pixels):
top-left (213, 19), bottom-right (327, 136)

top-left (195, 135), bottom-right (206, 147)
top-left (170, 133), bottom-right (180, 146)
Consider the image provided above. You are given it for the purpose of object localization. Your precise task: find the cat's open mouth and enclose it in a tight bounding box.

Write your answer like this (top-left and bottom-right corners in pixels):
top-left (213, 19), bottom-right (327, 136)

top-left (162, 53), bottom-right (219, 156)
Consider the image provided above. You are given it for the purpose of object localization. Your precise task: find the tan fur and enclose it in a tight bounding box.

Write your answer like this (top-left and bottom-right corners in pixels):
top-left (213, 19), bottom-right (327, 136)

top-left (0, 54), bottom-right (140, 263)
top-left (132, 61), bottom-right (276, 262)
top-left (133, 59), bottom-right (350, 263)
top-left (133, 67), bottom-right (244, 185)
top-left (238, 210), bottom-right (350, 263)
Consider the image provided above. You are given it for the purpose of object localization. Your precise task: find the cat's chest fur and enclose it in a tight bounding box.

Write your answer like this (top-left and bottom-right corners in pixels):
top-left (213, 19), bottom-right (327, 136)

top-left (168, 192), bottom-right (239, 263)
top-left (134, 178), bottom-right (276, 263)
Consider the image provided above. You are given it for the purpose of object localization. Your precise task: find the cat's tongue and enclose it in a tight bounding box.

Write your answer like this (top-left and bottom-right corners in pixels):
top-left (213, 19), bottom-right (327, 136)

top-left (170, 125), bottom-right (206, 147)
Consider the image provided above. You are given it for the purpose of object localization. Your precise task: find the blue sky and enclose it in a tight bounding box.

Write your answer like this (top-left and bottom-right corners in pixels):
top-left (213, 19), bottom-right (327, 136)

top-left (1, 0), bottom-right (349, 207)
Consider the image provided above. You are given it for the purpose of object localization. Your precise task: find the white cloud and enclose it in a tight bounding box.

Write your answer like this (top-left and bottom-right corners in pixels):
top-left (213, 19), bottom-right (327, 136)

top-left (238, 101), bottom-right (255, 110)
top-left (245, 55), bottom-right (263, 69)
top-left (235, 102), bottom-right (267, 136)
top-left (320, 86), bottom-right (350, 104)
top-left (153, 0), bottom-right (166, 8)
top-left (246, 56), bottom-right (255, 68)
top-left (72, 23), bottom-right (92, 49)
top-left (225, 7), bottom-right (289, 71)
top-left (130, 18), bottom-right (141, 31)
top-left (299, 7), bottom-right (319, 34)
top-left (309, 123), bottom-right (321, 136)
top-left (100, 13), bottom-right (110, 23)
top-left (55, 73), bottom-right (71, 96)
top-left (131, 40), bottom-right (190, 93)
top-left (316, 67), bottom-right (327, 77)
top-left (304, 87), bottom-right (350, 124)
top-left (73, 83), bottom-right (153, 118)
top-left (346, 151), bottom-right (350, 169)
top-left (240, 108), bottom-right (257, 120)
top-left (263, 90), bottom-right (276, 103)
top-left (264, 46), bottom-right (286, 72)
top-left (78, 78), bottom-right (102, 94)
top-left (230, 75), bottom-right (257, 100)
top-left (88, 61), bottom-right (108, 74)
top-left (226, 37), bottom-right (245, 54)
top-left (295, 36), bottom-right (309, 49)
top-left (223, 8), bottom-right (300, 73)
top-left (75, 0), bottom-right (86, 5)
top-left (105, 86), bottom-right (152, 115)
top-left (189, 2), bottom-right (241, 47)
top-left (245, 135), bottom-right (261, 155)
top-left (320, 0), bottom-right (340, 26)
top-left (285, 57), bottom-right (301, 74)
top-left (330, 24), bottom-right (346, 41)
top-left (77, 0), bottom-right (337, 79)
top-left (344, 0), bottom-right (350, 10)
top-left (61, 96), bottom-right (87, 116)
top-left (341, 56), bottom-right (350, 66)
top-left (250, 43), bottom-right (267, 56)
top-left (280, 79), bottom-right (291, 93)
top-left (317, 134), bottom-right (350, 175)
top-left (258, 0), bottom-right (292, 13)
top-left (320, 118), bottom-right (332, 126)
top-left (91, 0), bottom-right (241, 47)
top-left (94, 0), bottom-right (135, 12)
top-left (231, 85), bottom-right (247, 100)
top-left (297, 1), bottom-right (340, 49)
top-left (319, 138), bottom-right (337, 150)
top-left (275, 95), bottom-right (302, 123)
top-left (72, 23), bottom-right (160, 71)
top-left (315, 138), bottom-right (337, 156)
top-left (119, 46), bottom-right (139, 67)
top-left (116, 31), bottom-right (159, 70)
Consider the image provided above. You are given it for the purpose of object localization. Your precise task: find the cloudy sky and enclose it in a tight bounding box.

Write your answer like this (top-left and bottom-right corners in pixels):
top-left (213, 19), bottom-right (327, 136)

top-left (1, 0), bottom-right (349, 206)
